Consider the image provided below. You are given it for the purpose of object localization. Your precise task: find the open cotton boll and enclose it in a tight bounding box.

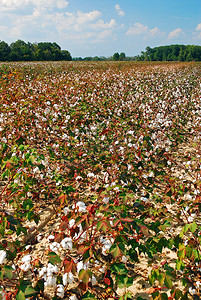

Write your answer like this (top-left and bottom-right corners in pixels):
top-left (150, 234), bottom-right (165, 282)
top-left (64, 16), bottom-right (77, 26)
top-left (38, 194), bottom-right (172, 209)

top-left (101, 238), bottom-right (114, 256)
top-left (57, 284), bottom-right (65, 298)
top-left (0, 251), bottom-right (7, 264)
top-left (69, 295), bottom-right (78, 300)
top-left (69, 219), bottom-right (75, 228)
top-left (47, 263), bottom-right (58, 274)
top-left (72, 202), bottom-right (86, 213)
top-left (44, 275), bottom-right (56, 287)
top-left (21, 255), bottom-right (31, 263)
top-left (20, 262), bottom-right (31, 272)
top-left (47, 235), bottom-right (55, 242)
top-left (189, 287), bottom-right (196, 295)
top-left (63, 207), bottom-right (70, 215)
top-left (39, 266), bottom-right (47, 277)
top-left (77, 261), bottom-right (89, 273)
top-left (91, 275), bottom-right (97, 285)
top-left (50, 242), bottom-right (60, 252)
top-left (87, 172), bottom-right (95, 178)
top-left (60, 237), bottom-right (73, 250)
top-left (63, 272), bottom-right (74, 285)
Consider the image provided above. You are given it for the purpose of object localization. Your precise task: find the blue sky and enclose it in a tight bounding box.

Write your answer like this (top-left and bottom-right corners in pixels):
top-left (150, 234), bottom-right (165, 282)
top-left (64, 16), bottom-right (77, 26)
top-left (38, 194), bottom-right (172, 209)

top-left (0, 0), bottom-right (200, 57)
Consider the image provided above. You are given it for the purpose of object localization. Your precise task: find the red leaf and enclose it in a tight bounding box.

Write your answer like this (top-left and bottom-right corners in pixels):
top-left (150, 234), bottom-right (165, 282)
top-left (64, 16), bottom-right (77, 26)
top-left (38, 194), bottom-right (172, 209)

top-left (54, 232), bottom-right (65, 243)
top-left (78, 282), bottom-right (87, 291)
top-left (64, 259), bottom-right (73, 273)
top-left (104, 278), bottom-right (111, 285)
top-left (60, 221), bottom-right (69, 231)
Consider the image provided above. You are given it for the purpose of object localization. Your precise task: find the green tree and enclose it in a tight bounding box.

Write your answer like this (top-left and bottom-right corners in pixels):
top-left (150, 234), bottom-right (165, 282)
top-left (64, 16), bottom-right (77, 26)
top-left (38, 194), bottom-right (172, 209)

top-left (119, 52), bottom-right (126, 61)
top-left (10, 40), bottom-right (33, 61)
top-left (0, 41), bottom-right (11, 61)
top-left (113, 52), bottom-right (120, 61)
top-left (61, 50), bottom-right (72, 61)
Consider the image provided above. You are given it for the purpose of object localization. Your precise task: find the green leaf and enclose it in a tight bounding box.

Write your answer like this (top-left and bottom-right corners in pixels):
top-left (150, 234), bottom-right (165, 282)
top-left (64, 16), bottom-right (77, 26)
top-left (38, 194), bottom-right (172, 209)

top-left (190, 222), bottom-right (197, 233)
top-left (176, 260), bottom-right (183, 271)
top-left (177, 247), bottom-right (185, 260)
top-left (16, 291), bottom-right (26, 300)
top-left (148, 274), bottom-right (155, 285)
top-left (111, 263), bottom-right (127, 275)
top-left (3, 266), bottom-right (13, 280)
top-left (128, 248), bottom-right (138, 262)
top-left (48, 252), bottom-right (62, 265)
top-left (183, 223), bottom-right (191, 233)
top-left (164, 275), bottom-right (173, 289)
top-left (79, 269), bottom-right (92, 285)
top-left (158, 273), bottom-right (165, 286)
top-left (161, 293), bottom-right (168, 300)
top-left (175, 289), bottom-right (182, 300)
top-left (185, 246), bottom-right (192, 259)
top-left (25, 286), bottom-right (38, 296)
top-left (81, 291), bottom-right (96, 299)
top-left (110, 244), bottom-right (121, 258)
top-left (117, 275), bottom-right (133, 288)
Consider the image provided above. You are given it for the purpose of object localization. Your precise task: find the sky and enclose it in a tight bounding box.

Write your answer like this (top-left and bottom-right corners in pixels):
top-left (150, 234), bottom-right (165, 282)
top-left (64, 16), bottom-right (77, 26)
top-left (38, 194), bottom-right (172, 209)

top-left (0, 0), bottom-right (200, 57)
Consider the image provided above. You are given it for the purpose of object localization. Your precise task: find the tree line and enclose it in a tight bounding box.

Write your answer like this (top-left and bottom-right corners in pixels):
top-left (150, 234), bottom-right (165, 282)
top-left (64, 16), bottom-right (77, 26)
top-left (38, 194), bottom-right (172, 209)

top-left (0, 40), bottom-right (72, 61)
top-left (73, 52), bottom-right (136, 61)
top-left (137, 44), bottom-right (201, 61)
top-left (1, 41), bottom-right (201, 62)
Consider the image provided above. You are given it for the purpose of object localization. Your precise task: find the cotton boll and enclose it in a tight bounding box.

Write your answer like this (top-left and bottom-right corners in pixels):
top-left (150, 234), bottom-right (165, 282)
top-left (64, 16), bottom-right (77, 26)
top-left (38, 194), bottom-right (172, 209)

top-left (69, 295), bottom-right (78, 300)
top-left (73, 202), bottom-right (86, 213)
top-left (87, 172), bottom-right (95, 178)
top-left (37, 233), bottom-right (43, 242)
top-left (63, 207), bottom-right (70, 215)
top-left (39, 266), bottom-right (47, 277)
top-left (20, 262), bottom-right (31, 272)
top-left (60, 237), bottom-right (73, 250)
top-left (102, 197), bottom-right (109, 204)
top-left (101, 239), bottom-right (113, 256)
top-left (195, 281), bottom-right (201, 290)
top-left (63, 272), bottom-right (74, 286)
top-left (57, 284), bottom-right (65, 298)
top-left (44, 275), bottom-right (56, 287)
top-left (50, 242), bottom-right (60, 252)
top-left (21, 255), bottom-right (31, 263)
top-left (189, 287), bottom-right (196, 295)
top-left (77, 261), bottom-right (88, 273)
top-left (0, 251), bottom-right (7, 264)
top-left (47, 235), bottom-right (55, 242)
top-left (77, 261), bottom-right (84, 273)
top-left (91, 275), bottom-right (97, 285)
top-left (47, 263), bottom-right (58, 275)
top-left (69, 219), bottom-right (75, 228)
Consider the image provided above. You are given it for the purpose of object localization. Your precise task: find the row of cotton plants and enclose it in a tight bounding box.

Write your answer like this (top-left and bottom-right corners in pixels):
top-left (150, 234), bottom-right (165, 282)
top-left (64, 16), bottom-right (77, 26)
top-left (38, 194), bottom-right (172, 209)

top-left (0, 61), bottom-right (200, 299)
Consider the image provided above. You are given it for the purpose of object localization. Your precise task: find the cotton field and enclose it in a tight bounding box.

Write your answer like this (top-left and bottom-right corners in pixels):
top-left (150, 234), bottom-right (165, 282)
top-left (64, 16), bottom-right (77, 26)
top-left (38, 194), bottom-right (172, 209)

top-left (0, 61), bottom-right (201, 299)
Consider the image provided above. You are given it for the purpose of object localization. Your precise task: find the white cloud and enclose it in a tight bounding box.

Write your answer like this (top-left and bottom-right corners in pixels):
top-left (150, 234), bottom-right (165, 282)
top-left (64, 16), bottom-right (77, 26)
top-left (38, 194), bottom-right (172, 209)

top-left (115, 4), bottom-right (125, 17)
top-left (91, 19), bottom-right (116, 30)
top-left (0, 6), bottom-right (117, 46)
top-left (76, 10), bottom-right (102, 24)
top-left (127, 22), bottom-right (148, 35)
top-left (168, 28), bottom-right (183, 39)
top-left (126, 22), bottom-right (162, 38)
top-left (0, 0), bottom-right (69, 10)
top-left (150, 27), bottom-right (161, 36)
top-left (196, 23), bottom-right (201, 31)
